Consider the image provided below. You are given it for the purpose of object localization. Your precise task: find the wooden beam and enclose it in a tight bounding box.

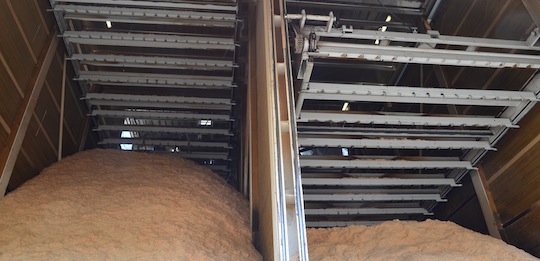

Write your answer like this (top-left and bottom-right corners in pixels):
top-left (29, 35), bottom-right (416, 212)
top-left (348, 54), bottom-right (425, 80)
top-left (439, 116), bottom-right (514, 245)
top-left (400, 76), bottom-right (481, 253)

top-left (470, 167), bottom-right (503, 239)
top-left (58, 56), bottom-right (66, 161)
top-left (0, 32), bottom-right (59, 197)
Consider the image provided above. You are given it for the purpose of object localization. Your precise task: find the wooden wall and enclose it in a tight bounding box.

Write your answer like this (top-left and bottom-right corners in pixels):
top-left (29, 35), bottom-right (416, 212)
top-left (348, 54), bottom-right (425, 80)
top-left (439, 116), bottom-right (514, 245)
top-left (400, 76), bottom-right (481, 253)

top-left (478, 104), bottom-right (540, 257)
top-left (0, 0), bottom-right (92, 193)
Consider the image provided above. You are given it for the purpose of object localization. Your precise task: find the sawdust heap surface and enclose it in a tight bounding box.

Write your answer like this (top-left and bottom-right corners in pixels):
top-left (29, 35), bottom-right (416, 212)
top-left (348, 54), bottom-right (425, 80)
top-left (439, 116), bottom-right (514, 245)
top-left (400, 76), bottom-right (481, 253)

top-left (0, 149), bottom-right (262, 261)
top-left (308, 219), bottom-right (538, 261)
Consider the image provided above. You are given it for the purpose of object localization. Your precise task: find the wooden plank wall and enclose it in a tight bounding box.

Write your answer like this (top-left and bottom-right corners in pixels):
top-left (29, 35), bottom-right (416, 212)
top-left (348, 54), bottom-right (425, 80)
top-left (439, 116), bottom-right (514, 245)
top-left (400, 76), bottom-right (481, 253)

top-left (431, 0), bottom-right (538, 257)
top-left (0, 0), bottom-right (92, 193)
top-left (478, 104), bottom-right (540, 257)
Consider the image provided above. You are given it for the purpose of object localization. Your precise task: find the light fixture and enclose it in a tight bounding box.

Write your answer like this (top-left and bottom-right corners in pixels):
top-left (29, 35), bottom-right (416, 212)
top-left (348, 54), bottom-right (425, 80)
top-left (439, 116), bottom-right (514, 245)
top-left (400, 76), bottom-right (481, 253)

top-left (375, 39), bottom-right (380, 45)
top-left (106, 20), bottom-right (112, 29)
top-left (381, 25), bottom-right (388, 32)
top-left (199, 119), bottom-right (212, 126)
top-left (341, 102), bottom-right (350, 111)
top-left (385, 15), bottom-right (392, 22)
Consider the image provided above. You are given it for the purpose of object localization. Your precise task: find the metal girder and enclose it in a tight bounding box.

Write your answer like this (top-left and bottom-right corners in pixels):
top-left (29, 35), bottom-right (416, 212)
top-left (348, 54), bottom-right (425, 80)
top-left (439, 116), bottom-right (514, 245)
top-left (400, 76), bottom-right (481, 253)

top-left (301, 173), bottom-right (447, 179)
top-left (301, 82), bottom-right (538, 107)
top-left (306, 221), bottom-right (397, 227)
top-left (311, 43), bottom-right (540, 69)
top-left (304, 207), bottom-right (432, 215)
top-left (286, 1), bottom-right (423, 16)
top-left (298, 137), bottom-right (494, 150)
top-left (62, 31), bottom-right (236, 50)
top-left (100, 138), bottom-right (230, 148)
top-left (70, 54), bottom-right (235, 71)
top-left (91, 110), bottom-right (232, 121)
top-left (303, 188), bottom-right (441, 195)
top-left (84, 93), bottom-right (232, 105)
top-left (302, 177), bottom-right (460, 187)
top-left (55, 5), bottom-right (237, 27)
top-left (308, 27), bottom-right (540, 51)
top-left (174, 152), bottom-right (229, 160)
top-left (76, 71), bottom-right (234, 89)
top-left (297, 112), bottom-right (517, 128)
top-left (300, 159), bottom-right (475, 169)
top-left (303, 193), bottom-right (446, 202)
top-left (297, 126), bottom-right (493, 139)
top-left (87, 99), bottom-right (232, 111)
top-left (51, 0), bottom-right (238, 12)
top-left (94, 125), bottom-right (232, 135)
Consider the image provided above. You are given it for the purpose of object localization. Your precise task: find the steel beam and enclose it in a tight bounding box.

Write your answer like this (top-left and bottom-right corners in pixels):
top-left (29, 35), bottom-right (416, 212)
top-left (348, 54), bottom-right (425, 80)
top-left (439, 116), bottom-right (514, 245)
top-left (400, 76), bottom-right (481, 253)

top-left (76, 71), bottom-right (234, 89)
top-left (84, 93), bottom-right (232, 105)
top-left (62, 31), bottom-right (235, 50)
top-left (297, 112), bottom-right (517, 128)
top-left (306, 221), bottom-right (397, 227)
top-left (300, 159), bottom-right (475, 169)
top-left (304, 207), bottom-right (432, 215)
top-left (91, 110), bottom-right (232, 121)
top-left (303, 193), bottom-right (446, 202)
top-left (298, 137), bottom-right (494, 150)
top-left (297, 126), bottom-right (493, 139)
top-left (70, 54), bottom-right (235, 71)
top-left (55, 5), bottom-right (237, 27)
top-left (88, 99), bottom-right (232, 111)
top-left (51, 0), bottom-right (237, 12)
top-left (307, 27), bottom-right (540, 51)
top-left (311, 42), bottom-right (540, 69)
top-left (302, 177), bottom-right (460, 187)
top-left (100, 138), bottom-right (230, 148)
top-left (94, 125), bottom-right (231, 135)
top-left (301, 82), bottom-right (538, 107)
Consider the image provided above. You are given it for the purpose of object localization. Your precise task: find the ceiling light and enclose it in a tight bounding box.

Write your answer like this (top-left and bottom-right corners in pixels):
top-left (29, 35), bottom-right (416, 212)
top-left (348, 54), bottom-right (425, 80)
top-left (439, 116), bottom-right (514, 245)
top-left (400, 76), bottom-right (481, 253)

top-left (381, 26), bottom-right (388, 32)
top-left (375, 39), bottom-right (380, 45)
top-left (106, 20), bottom-right (112, 28)
top-left (341, 102), bottom-right (350, 111)
top-left (385, 15), bottom-right (392, 22)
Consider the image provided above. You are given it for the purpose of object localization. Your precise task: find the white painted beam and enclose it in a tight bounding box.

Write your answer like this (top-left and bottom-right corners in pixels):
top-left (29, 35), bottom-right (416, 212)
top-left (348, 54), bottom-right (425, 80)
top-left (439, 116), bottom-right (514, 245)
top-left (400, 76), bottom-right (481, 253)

top-left (100, 138), bottom-right (230, 148)
top-left (301, 82), bottom-right (538, 107)
top-left (300, 159), bottom-right (476, 169)
top-left (304, 207), bottom-right (432, 215)
top-left (62, 31), bottom-right (235, 50)
top-left (297, 112), bottom-right (517, 128)
top-left (70, 54), bottom-right (235, 70)
top-left (302, 177), bottom-right (460, 187)
top-left (298, 137), bottom-right (494, 150)
top-left (303, 193), bottom-right (446, 202)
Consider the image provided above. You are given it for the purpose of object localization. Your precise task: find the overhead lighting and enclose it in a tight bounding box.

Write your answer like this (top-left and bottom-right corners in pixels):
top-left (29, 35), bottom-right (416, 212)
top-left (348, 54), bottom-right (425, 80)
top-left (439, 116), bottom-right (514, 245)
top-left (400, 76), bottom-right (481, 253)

top-left (199, 119), bottom-right (212, 126)
top-left (385, 15), bottom-right (392, 22)
top-left (105, 20), bottom-right (112, 29)
top-left (381, 25), bottom-right (388, 32)
top-left (375, 39), bottom-right (380, 45)
top-left (341, 102), bottom-right (350, 111)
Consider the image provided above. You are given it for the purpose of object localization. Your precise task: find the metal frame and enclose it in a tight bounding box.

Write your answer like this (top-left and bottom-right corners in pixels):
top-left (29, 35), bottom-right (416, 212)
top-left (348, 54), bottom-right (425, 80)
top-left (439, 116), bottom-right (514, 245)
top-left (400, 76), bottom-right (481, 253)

top-left (51, 0), bottom-right (238, 12)
top-left (304, 207), bottom-right (432, 215)
top-left (62, 31), bottom-right (236, 50)
top-left (297, 112), bottom-right (516, 128)
top-left (54, 5), bottom-right (237, 27)
top-left (70, 54), bottom-right (235, 71)
top-left (84, 93), bottom-right (232, 105)
top-left (302, 178), bottom-right (460, 187)
top-left (94, 125), bottom-right (232, 135)
top-left (300, 159), bottom-right (475, 170)
top-left (303, 193), bottom-right (446, 202)
top-left (76, 71), bottom-right (234, 89)
top-left (298, 137), bottom-right (494, 150)
top-left (100, 138), bottom-right (231, 148)
top-left (91, 110), bottom-right (232, 121)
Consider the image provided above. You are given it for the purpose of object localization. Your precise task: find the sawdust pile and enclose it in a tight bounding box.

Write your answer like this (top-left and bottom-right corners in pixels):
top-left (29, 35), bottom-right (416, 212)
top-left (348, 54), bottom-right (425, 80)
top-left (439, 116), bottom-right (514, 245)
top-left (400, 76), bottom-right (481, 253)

top-left (308, 219), bottom-right (537, 261)
top-left (0, 149), bottom-right (261, 261)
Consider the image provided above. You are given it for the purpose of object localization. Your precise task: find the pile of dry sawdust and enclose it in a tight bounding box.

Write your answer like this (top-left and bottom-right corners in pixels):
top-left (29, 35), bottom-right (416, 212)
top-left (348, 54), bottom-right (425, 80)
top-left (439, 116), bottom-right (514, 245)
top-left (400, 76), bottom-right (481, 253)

top-left (308, 219), bottom-right (537, 261)
top-left (0, 149), bottom-right (261, 260)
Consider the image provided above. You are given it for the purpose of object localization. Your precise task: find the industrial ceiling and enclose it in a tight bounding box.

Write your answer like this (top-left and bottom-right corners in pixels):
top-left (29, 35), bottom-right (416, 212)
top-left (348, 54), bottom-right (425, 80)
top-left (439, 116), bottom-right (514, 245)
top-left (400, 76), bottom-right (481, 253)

top-left (49, 0), bottom-right (540, 228)
top-left (50, 0), bottom-right (241, 182)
